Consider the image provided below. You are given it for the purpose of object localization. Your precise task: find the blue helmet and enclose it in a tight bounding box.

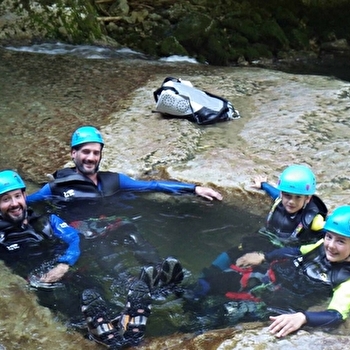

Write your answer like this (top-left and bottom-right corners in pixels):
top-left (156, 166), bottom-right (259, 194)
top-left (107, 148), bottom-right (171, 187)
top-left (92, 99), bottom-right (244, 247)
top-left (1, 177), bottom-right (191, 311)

top-left (71, 126), bottom-right (104, 148)
top-left (277, 165), bottom-right (316, 195)
top-left (0, 170), bottom-right (26, 195)
top-left (323, 206), bottom-right (350, 238)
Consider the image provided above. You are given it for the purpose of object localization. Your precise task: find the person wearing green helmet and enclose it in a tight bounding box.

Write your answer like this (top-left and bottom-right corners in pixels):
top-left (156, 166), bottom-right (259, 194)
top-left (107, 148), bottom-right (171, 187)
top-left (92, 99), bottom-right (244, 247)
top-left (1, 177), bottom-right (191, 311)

top-left (26, 125), bottom-right (222, 202)
top-left (189, 164), bottom-right (328, 299)
top-left (0, 169), bottom-right (81, 284)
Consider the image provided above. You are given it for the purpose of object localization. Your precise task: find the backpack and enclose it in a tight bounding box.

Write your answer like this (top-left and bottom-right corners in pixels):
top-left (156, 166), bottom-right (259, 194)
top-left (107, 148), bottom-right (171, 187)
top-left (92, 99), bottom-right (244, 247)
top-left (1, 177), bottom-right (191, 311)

top-left (153, 77), bottom-right (240, 125)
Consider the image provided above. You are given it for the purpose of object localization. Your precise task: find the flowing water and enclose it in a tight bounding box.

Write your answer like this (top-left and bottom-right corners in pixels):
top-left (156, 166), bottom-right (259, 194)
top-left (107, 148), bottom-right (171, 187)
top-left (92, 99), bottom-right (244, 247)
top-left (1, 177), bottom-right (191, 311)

top-left (1, 43), bottom-right (350, 349)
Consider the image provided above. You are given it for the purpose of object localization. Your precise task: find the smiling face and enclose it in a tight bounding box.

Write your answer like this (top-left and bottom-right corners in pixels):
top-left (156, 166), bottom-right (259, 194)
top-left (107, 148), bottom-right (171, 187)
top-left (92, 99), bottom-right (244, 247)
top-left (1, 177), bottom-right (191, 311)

top-left (324, 231), bottom-right (350, 263)
top-left (71, 142), bottom-right (102, 177)
top-left (0, 189), bottom-right (27, 224)
top-left (280, 192), bottom-right (311, 214)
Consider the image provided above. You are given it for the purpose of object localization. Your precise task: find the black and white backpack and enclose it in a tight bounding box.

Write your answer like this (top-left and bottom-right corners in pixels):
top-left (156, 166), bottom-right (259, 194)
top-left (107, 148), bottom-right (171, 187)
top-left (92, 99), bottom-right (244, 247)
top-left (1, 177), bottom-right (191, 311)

top-left (153, 77), bottom-right (240, 125)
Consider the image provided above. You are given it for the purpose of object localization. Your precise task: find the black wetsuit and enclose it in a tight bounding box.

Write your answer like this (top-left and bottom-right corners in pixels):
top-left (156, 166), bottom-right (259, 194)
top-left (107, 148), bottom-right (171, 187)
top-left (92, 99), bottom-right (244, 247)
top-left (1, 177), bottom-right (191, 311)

top-left (0, 209), bottom-right (80, 278)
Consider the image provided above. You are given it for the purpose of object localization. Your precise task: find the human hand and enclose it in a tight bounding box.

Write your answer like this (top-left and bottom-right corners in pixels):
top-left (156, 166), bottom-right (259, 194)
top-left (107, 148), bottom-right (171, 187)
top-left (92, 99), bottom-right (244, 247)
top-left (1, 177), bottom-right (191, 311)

top-left (251, 175), bottom-right (268, 189)
top-left (236, 252), bottom-right (264, 267)
top-left (40, 263), bottom-right (69, 283)
top-left (195, 186), bottom-right (223, 201)
top-left (268, 313), bottom-right (307, 337)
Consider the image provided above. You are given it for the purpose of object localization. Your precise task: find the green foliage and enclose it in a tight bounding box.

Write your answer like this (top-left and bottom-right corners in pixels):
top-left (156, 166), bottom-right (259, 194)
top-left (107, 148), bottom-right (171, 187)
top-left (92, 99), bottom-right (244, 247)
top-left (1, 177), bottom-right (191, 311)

top-left (258, 19), bottom-right (289, 51)
top-left (139, 38), bottom-right (159, 56)
top-left (7, 0), bottom-right (350, 65)
top-left (229, 33), bottom-right (249, 47)
top-left (28, 0), bottom-right (103, 43)
top-left (304, 1), bottom-right (350, 41)
top-left (159, 36), bottom-right (188, 56)
top-left (240, 20), bottom-right (261, 42)
top-left (202, 35), bottom-right (231, 65)
top-left (288, 28), bottom-right (310, 50)
top-left (251, 43), bottom-right (274, 59)
top-left (173, 13), bottom-right (215, 42)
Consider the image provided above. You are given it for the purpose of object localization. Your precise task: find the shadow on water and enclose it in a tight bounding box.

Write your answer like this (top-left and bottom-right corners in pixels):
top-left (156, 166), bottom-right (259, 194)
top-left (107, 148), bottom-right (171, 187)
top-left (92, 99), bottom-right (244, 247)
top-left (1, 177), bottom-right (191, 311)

top-left (26, 192), bottom-right (265, 337)
top-left (261, 59), bottom-right (350, 82)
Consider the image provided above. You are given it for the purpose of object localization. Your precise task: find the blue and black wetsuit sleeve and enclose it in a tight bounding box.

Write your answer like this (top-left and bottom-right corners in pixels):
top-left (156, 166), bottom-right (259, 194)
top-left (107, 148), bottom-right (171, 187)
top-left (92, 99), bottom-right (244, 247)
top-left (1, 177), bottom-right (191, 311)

top-left (261, 182), bottom-right (280, 200)
top-left (264, 247), bottom-right (301, 262)
top-left (49, 214), bottom-right (81, 266)
top-left (118, 173), bottom-right (196, 194)
top-left (304, 310), bottom-right (343, 327)
top-left (26, 183), bottom-right (53, 204)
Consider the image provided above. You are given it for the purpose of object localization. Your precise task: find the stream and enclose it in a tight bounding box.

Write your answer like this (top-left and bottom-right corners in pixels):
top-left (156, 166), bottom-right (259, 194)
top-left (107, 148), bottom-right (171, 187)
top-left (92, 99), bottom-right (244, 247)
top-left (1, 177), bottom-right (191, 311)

top-left (1, 43), bottom-right (350, 349)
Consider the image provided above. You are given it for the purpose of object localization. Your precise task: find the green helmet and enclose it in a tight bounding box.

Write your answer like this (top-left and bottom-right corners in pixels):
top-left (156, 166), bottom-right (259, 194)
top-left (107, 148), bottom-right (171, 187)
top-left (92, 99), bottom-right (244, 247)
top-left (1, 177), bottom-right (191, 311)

top-left (323, 206), bottom-right (350, 238)
top-left (0, 170), bottom-right (26, 195)
top-left (277, 165), bottom-right (316, 195)
top-left (71, 126), bottom-right (104, 148)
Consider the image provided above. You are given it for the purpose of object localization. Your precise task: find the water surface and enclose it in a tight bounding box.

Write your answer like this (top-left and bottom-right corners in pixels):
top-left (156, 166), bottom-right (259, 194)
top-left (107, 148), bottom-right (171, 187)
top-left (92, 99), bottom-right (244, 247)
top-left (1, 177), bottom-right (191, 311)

top-left (28, 192), bottom-right (265, 336)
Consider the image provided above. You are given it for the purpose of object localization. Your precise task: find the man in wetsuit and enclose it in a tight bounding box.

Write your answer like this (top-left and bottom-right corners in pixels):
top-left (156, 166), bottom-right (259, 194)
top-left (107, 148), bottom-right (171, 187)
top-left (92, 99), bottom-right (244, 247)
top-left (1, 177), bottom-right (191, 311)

top-left (26, 125), bottom-right (223, 203)
top-left (26, 125), bottom-right (223, 267)
top-left (0, 169), bottom-right (184, 349)
top-left (26, 125), bottom-right (222, 264)
top-left (0, 169), bottom-right (80, 284)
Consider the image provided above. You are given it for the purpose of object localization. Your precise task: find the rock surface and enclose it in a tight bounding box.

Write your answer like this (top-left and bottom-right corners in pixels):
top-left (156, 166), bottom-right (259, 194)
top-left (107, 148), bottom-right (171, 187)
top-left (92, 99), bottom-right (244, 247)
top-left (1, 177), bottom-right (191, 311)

top-left (1, 47), bottom-right (350, 349)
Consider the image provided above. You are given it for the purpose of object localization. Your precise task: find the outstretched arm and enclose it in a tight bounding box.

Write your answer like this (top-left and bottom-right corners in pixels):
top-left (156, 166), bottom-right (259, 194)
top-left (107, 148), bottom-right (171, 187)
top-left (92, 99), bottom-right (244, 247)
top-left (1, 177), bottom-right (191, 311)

top-left (251, 175), bottom-right (268, 190)
top-left (236, 247), bottom-right (301, 267)
top-left (268, 313), bottom-right (307, 337)
top-left (26, 183), bottom-right (52, 204)
top-left (195, 186), bottom-right (223, 201)
top-left (251, 175), bottom-right (280, 200)
top-left (118, 174), bottom-right (222, 200)
top-left (40, 263), bottom-right (70, 283)
top-left (268, 309), bottom-right (343, 337)
top-left (268, 262), bottom-right (347, 337)
top-left (40, 215), bottom-right (81, 283)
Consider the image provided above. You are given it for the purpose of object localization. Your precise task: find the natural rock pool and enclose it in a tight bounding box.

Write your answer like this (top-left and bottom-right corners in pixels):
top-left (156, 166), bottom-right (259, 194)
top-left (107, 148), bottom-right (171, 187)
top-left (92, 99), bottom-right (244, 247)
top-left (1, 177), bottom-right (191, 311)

top-left (1, 44), bottom-right (350, 349)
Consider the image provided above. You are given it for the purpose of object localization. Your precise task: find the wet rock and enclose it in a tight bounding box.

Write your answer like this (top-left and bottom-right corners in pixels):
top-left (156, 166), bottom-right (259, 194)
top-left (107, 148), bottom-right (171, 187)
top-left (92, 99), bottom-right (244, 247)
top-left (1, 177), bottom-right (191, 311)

top-left (0, 261), bottom-right (96, 350)
top-left (136, 325), bottom-right (350, 350)
top-left (321, 39), bottom-right (350, 53)
top-left (1, 48), bottom-right (350, 349)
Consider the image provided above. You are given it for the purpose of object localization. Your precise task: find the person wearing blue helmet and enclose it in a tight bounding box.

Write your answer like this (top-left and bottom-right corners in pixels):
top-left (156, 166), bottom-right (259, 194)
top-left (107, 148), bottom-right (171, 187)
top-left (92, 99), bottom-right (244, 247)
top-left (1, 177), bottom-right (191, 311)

top-left (26, 125), bottom-right (223, 202)
top-left (26, 125), bottom-right (200, 266)
top-left (189, 164), bottom-right (328, 299)
top-left (24, 126), bottom-right (194, 347)
top-left (0, 170), bottom-right (184, 349)
top-left (250, 164), bottom-right (328, 247)
top-left (227, 205), bottom-right (350, 337)
top-left (0, 169), bottom-right (80, 284)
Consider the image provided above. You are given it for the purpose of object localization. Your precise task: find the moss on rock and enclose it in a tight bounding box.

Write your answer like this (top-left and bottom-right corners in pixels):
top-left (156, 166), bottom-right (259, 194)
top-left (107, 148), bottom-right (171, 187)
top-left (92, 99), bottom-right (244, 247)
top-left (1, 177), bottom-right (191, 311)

top-left (1, 0), bottom-right (350, 66)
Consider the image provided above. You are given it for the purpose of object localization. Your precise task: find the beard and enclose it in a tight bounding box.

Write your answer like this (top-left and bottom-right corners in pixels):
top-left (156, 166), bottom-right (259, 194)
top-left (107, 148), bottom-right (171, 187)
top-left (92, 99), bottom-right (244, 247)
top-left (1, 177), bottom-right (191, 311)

top-left (75, 159), bottom-right (100, 175)
top-left (4, 207), bottom-right (26, 225)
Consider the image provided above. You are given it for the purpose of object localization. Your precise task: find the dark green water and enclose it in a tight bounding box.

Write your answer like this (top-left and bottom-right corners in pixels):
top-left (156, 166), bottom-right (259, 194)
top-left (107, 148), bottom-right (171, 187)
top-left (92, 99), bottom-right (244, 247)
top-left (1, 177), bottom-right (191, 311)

top-left (27, 192), bottom-right (265, 336)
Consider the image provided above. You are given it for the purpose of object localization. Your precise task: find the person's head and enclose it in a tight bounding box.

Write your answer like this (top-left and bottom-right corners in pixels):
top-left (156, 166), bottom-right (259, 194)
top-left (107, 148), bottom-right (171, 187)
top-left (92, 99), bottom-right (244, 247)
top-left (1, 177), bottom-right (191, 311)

top-left (0, 170), bottom-right (27, 224)
top-left (276, 164), bottom-right (316, 214)
top-left (323, 206), bottom-right (350, 263)
top-left (70, 126), bottom-right (104, 176)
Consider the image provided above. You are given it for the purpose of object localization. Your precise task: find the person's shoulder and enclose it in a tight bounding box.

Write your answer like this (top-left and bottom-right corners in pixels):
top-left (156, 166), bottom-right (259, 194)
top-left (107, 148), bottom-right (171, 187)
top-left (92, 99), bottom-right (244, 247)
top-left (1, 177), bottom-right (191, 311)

top-left (310, 195), bottom-right (328, 217)
top-left (98, 170), bottom-right (118, 174)
top-left (53, 167), bottom-right (76, 179)
top-left (97, 171), bottom-right (120, 178)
